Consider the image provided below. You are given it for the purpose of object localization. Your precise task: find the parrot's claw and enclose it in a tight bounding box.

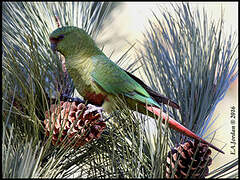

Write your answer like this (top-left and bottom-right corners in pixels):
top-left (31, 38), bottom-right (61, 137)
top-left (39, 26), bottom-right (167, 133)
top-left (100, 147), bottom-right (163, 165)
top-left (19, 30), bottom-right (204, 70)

top-left (84, 104), bottom-right (104, 120)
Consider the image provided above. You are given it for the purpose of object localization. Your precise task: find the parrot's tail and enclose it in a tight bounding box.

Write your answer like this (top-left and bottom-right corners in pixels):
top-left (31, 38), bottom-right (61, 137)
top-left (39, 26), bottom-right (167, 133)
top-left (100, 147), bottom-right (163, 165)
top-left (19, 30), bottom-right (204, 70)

top-left (146, 105), bottom-right (224, 154)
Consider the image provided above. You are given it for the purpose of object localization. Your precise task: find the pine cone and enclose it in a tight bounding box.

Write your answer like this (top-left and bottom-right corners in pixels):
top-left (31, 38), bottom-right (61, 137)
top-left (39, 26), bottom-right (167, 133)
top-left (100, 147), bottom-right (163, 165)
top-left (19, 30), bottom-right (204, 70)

top-left (43, 101), bottom-right (106, 148)
top-left (166, 140), bottom-right (212, 178)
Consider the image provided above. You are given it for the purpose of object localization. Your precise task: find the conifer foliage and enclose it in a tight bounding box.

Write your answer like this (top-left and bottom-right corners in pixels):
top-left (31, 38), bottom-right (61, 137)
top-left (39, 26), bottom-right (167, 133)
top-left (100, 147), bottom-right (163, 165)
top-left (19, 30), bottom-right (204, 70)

top-left (2, 2), bottom-right (238, 178)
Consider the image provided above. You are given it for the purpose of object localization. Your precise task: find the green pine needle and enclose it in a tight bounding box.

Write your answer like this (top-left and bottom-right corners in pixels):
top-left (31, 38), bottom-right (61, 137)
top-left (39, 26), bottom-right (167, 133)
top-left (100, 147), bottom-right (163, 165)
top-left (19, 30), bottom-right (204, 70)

top-left (2, 2), bottom-right (238, 178)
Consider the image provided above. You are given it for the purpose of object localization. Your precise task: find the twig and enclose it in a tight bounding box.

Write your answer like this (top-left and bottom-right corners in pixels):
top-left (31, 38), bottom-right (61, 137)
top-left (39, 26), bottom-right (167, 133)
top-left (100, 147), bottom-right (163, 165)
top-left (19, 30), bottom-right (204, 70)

top-left (54, 15), bottom-right (62, 28)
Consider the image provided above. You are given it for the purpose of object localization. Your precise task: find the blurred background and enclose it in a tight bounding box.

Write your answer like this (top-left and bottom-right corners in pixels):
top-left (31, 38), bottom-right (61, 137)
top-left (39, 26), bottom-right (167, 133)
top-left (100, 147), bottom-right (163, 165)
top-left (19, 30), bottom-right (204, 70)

top-left (97, 2), bottom-right (238, 171)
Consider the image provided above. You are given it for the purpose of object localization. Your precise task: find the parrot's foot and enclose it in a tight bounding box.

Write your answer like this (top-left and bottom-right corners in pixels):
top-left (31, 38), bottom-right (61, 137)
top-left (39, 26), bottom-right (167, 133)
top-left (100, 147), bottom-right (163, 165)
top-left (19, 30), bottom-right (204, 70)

top-left (84, 104), bottom-right (104, 120)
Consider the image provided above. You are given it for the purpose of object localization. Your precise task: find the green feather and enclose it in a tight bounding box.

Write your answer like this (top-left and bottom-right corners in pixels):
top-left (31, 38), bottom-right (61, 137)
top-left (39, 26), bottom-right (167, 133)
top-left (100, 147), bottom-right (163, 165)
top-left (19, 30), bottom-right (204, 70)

top-left (91, 55), bottom-right (160, 107)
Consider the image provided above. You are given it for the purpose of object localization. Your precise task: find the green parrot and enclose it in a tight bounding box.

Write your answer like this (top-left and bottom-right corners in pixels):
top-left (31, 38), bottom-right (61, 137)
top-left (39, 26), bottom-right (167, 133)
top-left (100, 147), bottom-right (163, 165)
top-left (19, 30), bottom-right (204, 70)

top-left (49, 26), bottom-right (224, 154)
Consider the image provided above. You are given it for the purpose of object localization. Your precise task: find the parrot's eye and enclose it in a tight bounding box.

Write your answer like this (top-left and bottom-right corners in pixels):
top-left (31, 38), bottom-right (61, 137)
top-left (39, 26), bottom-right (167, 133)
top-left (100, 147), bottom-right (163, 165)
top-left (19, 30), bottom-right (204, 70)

top-left (58, 35), bottom-right (64, 40)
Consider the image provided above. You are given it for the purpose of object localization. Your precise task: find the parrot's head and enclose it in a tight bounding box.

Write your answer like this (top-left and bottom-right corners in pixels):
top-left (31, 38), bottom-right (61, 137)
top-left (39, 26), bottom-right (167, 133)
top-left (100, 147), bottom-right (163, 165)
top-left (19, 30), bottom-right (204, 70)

top-left (49, 26), bottom-right (100, 57)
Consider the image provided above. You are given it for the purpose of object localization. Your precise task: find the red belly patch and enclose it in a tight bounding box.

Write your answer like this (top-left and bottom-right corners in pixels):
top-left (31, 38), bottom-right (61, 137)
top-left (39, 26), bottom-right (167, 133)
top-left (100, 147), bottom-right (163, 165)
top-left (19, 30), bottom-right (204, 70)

top-left (84, 92), bottom-right (108, 106)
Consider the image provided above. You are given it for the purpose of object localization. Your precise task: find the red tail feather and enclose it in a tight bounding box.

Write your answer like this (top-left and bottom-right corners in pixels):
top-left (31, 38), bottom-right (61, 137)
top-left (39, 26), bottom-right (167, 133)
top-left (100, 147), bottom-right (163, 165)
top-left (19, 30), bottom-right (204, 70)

top-left (146, 106), bottom-right (224, 154)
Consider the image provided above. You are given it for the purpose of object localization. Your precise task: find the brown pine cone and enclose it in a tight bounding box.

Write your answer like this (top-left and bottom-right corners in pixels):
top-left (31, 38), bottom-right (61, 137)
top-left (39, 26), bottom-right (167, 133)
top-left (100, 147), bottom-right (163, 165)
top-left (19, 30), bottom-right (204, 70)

top-left (166, 140), bottom-right (212, 178)
top-left (44, 101), bottom-right (106, 148)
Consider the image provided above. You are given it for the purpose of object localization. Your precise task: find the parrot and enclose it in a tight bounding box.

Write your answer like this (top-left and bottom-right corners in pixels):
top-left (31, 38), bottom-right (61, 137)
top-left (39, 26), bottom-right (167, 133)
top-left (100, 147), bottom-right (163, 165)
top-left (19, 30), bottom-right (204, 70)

top-left (49, 26), bottom-right (224, 154)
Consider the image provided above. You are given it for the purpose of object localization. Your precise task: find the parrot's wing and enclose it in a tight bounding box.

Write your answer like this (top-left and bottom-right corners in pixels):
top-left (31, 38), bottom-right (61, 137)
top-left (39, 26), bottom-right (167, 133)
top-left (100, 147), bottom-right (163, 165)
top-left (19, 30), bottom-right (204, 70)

top-left (91, 55), bottom-right (159, 107)
top-left (124, 70), bottom-right (180, 109)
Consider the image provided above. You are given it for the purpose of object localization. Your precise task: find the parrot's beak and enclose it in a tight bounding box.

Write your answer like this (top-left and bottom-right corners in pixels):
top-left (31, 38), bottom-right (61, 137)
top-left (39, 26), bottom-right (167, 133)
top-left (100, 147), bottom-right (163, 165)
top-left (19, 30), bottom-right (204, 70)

top-left (50, 42), bottom-right (57, 53)
top-left (49, 35), bottom-right (64, 54)
top-left (49, 37), bottom-right (59, 53)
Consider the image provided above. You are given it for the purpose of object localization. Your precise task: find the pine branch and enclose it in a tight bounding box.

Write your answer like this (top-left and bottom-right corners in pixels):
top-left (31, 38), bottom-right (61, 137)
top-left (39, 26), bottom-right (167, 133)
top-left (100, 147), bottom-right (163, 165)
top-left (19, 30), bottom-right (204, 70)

top-left (2, 1), bottom-right (118, 178)
top-left (136, 2), bottom-right (238, 178)
top-left (137, 2), bottom-right (238, 144)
